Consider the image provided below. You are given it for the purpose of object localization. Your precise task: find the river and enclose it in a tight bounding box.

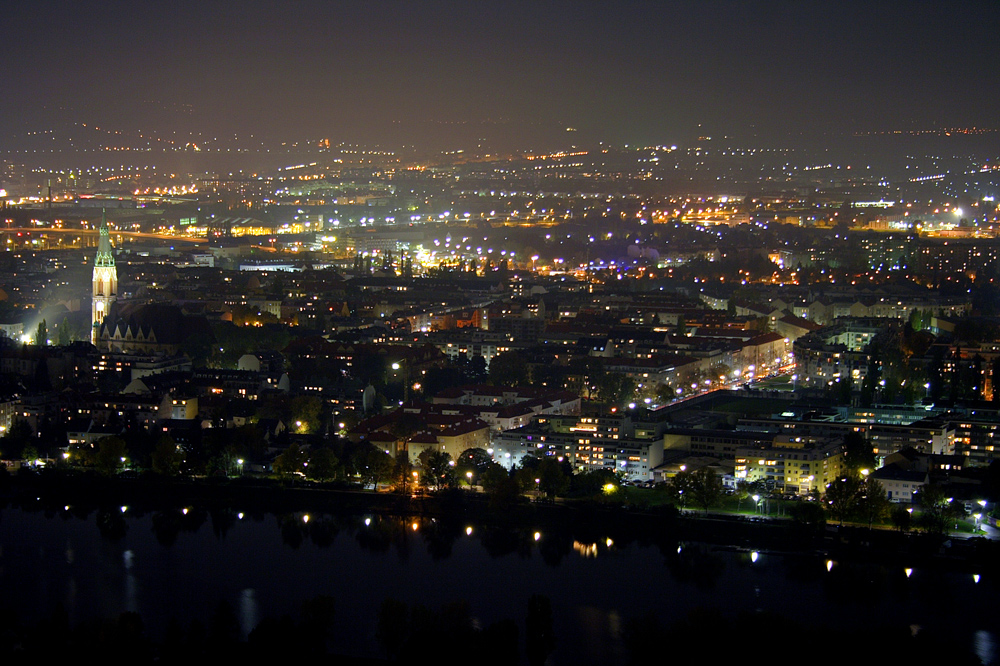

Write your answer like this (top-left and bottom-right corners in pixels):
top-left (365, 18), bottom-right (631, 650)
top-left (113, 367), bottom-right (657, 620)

top-left (1, 505), bottom-right (996, 664)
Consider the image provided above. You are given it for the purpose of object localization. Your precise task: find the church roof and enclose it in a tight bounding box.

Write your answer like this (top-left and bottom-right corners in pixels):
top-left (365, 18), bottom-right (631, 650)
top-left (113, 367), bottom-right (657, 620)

top-left (100, 301), bottom-right (213, 346)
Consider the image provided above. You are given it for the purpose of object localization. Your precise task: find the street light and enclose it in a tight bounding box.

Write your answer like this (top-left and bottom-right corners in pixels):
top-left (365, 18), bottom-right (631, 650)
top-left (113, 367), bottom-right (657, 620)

top-left (466, 470), bottom-right (473, 489)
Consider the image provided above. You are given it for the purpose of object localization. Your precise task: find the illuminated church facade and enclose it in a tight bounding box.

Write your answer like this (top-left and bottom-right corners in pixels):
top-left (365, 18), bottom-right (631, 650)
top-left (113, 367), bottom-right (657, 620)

top-left (91, 211), bottom-right (117, 345)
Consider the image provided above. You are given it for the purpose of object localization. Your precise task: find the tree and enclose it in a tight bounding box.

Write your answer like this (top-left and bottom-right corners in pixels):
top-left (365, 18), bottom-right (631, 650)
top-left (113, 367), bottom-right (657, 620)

top-left (150, 436), bottom-right (182, 476)
top-left (594, 372), bottom-right (637, 407)
top-left (181, 332), bottom-right (214, 368)
top-left (668, 469), bottom-right (697, 508)
top-left (915, 483), bottom-right (954, 534)
top-left (488, 350), bottom-right (530, 386)
top-left (909, 308), bottom-right (931, 332)
top-left (833, 374), bottom-right (853, 404)
top-left (570, 356), bottom-right (606, 399)
top-left (857, 477), bottom-right (891, 529)
top-left (654, 382), bottom-right (676, 404)
top-left (824, 475), bottom-right (863, 525)
top-left (354, 443), bottom-right (395, 489)
top-left (676, 316), bottom-right (688, 336)
top-left (273, 443), bottom-right (308, 477)
top-left (95, 435), bottom-right (128, 476)
top-left (34, 319), bottom-right (47, 346)
top-left (68, 440), bottom-right (97, 467)
top-left (306, 447), bottom-right (339, 481)
top-left (734, 480), bottom-right (752, 513)
top-left (789, 501), bottom-right (826, 530)
top-left (57, 316), bottom-right (71, 346)
top-left (20, 443), bottom-right (38, 464)
top-left (890, 504), bottom-right (912, 532)
top-left (418, 449), bottom-right (454, 490)
top-left (392, 451), bottom-right (413, 491)
top-left (468, 355), bottom-right (488, 382)
top-left (842, 432), bottom-right (876, 474)
top-left (536, 457), bottom-right (569, 499)
top-left (688, 467), bottom-right (724, 513)
top-left (290, 395), bottom-right (323, 434)
top-left (456, 447), bottom-right (498, 486)
top-left (0, 419), bottom-right (34, 460)
top-left (481, 465), bottom-right (520, 509)
top-left (570, 468), bottom-right (619, 497)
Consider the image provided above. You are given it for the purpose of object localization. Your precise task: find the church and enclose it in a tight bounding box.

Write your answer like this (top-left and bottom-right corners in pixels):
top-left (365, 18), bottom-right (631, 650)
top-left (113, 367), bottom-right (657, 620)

top-left (97, 301), bottom-right (213, 355)
top-left (90, 212), bottom-right (213, 355)
top-left (91, 210), bottom-right (117, 345)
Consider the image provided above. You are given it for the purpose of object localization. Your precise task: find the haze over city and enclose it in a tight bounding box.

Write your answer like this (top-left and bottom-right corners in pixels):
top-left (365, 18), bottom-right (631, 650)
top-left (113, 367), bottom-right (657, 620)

top-left (4, 0), bottom-right (1000, 156)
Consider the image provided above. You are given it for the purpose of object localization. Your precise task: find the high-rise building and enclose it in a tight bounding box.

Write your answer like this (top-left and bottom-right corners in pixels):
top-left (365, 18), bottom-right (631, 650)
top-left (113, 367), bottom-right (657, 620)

top-left (91, 210), bottom-right (117, 345)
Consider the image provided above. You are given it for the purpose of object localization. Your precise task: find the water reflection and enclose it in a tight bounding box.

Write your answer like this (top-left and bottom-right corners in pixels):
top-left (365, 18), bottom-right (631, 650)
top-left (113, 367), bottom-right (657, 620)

top-left (664, 543), bottom-right (725, 590)
top-left (418, 517), bottom-right (464, 560)
top-left (123, 549), bottom-right (138, 613)
top-left (150, 508), bottom-right (208, 547)
top-left (480, 524), bottom-right (533, 559)
top-left (238, 588), bottom-right (258, 639)
top-left (210, 508), bottom-right (237, 539)
top-left (307, 515), bottom-right (339, 548)
top-left (151, 512), bottom-right (181, 547)
top-left (1, 502), bottom-right (996, 665)
top-left (96, 507), bottom-right (128, 541)
top-left (278, 513), bottom-right (306, 549)
top-left (974, 629), bottom-right (995, 664)
top-left (538, 532), bottom-right (571, 566)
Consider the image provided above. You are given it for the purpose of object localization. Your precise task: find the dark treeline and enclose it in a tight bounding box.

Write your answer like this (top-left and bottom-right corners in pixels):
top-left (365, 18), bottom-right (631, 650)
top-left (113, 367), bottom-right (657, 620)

top-left (4, 467), bottom-right (999, 577)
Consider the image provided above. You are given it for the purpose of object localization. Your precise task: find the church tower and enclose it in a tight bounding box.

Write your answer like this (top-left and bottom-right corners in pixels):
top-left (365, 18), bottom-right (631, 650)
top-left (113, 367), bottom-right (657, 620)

top-left (91, 210), bottom-right (117, 345)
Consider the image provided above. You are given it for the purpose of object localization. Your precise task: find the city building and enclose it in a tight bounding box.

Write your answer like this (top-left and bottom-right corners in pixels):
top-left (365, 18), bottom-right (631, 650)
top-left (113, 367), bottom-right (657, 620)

top-left (734, 435), bottom-right (844, 495)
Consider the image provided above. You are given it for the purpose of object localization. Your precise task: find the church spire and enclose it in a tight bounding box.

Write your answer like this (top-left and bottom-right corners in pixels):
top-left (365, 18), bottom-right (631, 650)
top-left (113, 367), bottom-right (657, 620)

top-left (92, 208), bottom-right (118, 345)
top-left (95, 208), bottom-right (115, 268)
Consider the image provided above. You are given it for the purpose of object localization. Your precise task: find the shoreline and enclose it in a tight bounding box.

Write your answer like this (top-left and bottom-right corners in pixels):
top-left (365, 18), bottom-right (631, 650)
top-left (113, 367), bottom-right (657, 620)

top-left (5, 469), bottom-right (997, 576)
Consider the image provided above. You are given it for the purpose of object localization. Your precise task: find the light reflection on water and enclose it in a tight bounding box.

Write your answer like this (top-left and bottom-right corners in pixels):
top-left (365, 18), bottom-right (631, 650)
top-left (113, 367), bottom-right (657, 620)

top-left (975, 629), bottom-right (995, 665)
top-left (123, 549), bottom-right (138, 613)
top-left (0, 507), bottom-right (995, 665)
top-left (239, 588), bottom-right (259, 638)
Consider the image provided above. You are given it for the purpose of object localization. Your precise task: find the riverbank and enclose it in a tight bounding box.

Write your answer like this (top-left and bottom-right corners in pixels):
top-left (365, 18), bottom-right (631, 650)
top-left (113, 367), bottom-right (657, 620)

top-left (4, 469), bottom-right (997, 577)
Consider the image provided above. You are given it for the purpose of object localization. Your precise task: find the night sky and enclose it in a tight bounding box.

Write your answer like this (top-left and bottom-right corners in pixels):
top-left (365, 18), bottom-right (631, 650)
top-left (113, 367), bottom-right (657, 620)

top-left (3, 0), bottom-right (1000, 148)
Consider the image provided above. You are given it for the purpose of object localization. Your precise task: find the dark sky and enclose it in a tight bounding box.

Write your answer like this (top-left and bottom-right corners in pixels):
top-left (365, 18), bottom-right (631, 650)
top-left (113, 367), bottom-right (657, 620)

top-left (3, 0), bottom-right (999, 148)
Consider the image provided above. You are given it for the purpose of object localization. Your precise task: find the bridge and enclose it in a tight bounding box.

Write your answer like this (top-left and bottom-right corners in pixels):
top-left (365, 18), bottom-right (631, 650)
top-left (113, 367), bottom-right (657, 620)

top-left (1, 226), bottom-right (206, 246)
